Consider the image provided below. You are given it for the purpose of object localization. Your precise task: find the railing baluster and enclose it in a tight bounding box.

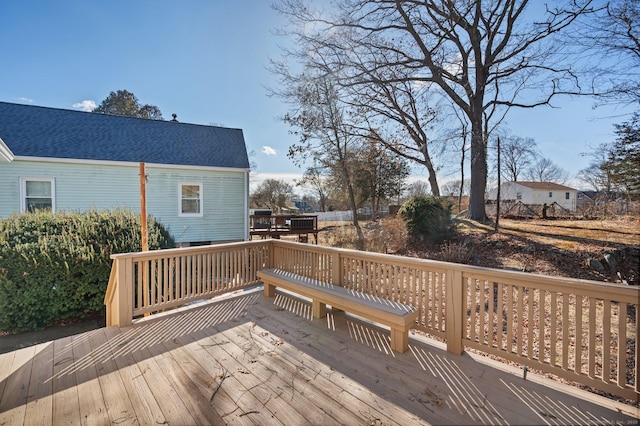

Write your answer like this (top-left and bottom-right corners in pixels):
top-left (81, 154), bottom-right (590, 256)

top-left (469, 276), bottom-right (477, 343)
top-left (562, 293), bottom-right (570, 370)
top-left (539, 289), bottom-right (545, 363)
top-left (589, 297), bottom-right (596, 378)
top-left (515, 285), bottom-right (522, 355)
top-left (603, 300), bottom-right (611, 383)
top-left (575, 295), bottom-right (583, 375)
top-left (617, 302), bottom-right (626, 388)
top-left (506, 283), bottom-right (514, 354)
top-left (527, 287), bottom-right (534, 359)
top-left (497, 282), bottom-right (504, 351)
top-left (551, 291), bottom-right (557, 366)
top-left (636, 304), bottom-right (639, 394)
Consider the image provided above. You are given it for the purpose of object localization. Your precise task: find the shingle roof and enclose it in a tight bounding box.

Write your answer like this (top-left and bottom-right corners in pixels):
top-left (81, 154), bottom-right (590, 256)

top-left (0, 102), bottom-right (250, 169)
top-left (512, 181), bottom-right (576, 191)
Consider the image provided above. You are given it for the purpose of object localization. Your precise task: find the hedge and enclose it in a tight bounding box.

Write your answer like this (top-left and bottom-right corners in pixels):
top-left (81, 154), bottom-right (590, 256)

top-left (0, 209), bottom-right (175, 332)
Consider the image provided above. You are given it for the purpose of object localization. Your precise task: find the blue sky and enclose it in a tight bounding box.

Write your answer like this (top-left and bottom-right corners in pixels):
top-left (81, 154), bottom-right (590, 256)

top-left (0, 1), bottom-right (634, 191)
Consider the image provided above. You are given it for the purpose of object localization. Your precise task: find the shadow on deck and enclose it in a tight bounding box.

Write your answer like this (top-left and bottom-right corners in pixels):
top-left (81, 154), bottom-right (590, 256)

top-left (0, 287), bottom-right (637, 425)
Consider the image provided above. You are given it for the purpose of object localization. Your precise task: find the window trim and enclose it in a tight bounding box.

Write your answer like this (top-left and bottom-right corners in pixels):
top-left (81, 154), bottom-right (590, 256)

top-left (20, 177), bottom-right (55, 213)
top-left (179, 182), bottom-right (203, 217)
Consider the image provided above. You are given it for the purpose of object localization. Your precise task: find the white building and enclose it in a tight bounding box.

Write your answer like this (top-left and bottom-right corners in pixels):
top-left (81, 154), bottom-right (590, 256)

top-left (488, 181), bottom-right (577, 211)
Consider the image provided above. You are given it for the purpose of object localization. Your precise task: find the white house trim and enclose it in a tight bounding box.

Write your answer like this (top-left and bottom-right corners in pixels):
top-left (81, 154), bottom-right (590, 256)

top-left (178, 182), bottom-right (204, 218)
top-left (0, 138), bottom-right (14, 162)
top-left (12, 155), bottom-right (250, 173)
top-left (19, 177), bottom-right (56, 213)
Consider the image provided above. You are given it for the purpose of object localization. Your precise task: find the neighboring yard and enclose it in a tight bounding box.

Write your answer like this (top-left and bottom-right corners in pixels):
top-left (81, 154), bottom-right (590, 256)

top-left (318, 216), bottom-right (640, 286)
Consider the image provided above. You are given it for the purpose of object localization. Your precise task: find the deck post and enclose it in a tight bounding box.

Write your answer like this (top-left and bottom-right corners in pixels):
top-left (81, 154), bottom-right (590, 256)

top-left (445, 268), bottom-right (464, 355)
top-left (112, 256), bottom-right (134, 327)
top-left (268, 240), bottom-right (276, 269)
top-left (331, 251), bottom-right (342, 287)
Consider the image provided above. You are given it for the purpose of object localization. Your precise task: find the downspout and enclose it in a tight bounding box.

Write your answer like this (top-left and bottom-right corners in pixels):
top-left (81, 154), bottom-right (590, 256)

top-left (244, 169), bottom-right (249, 241)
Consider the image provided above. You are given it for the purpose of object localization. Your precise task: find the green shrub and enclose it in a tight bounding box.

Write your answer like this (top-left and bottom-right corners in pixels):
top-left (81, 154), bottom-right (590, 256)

top-left (398, 196), bottom-right (455, 243)
top-left (0, 209), bottom-right (175, 332)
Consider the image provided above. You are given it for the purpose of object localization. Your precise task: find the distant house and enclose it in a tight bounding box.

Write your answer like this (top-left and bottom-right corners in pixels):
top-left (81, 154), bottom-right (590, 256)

top-left (488, 181), bottom-right (577, 211)
top-left (0, 102), bottom-right (250, 246)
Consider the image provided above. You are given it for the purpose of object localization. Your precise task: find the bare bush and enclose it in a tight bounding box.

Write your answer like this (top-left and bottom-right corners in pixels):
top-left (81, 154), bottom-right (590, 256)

top-left (440, 241), bottom-right (475, 264)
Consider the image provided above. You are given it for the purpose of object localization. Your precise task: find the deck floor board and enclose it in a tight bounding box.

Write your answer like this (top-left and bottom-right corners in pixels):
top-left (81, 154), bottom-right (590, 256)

top-left (0, 286), bottom-right (637, 425)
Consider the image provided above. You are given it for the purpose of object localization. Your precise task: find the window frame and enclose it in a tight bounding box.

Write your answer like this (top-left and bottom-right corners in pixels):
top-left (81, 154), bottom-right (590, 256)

top-left (549, 191), bottom-right (553, 198)
top-left (20, 177), bottom-right (55, 213)
top-left (179, 182), bottom-right (203, 217)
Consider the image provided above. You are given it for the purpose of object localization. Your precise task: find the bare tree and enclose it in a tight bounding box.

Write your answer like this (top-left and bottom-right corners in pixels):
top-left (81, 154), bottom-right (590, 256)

top-left (576, 144), bottom-right (616, 192)
top-left (404, 180), bottom-right (431, 200)
top-left (574, 0), bottom-right (640, 105)
top-left (348, 73), bottom-right (444, 196)
top-left (298, 166), bottom-right (329, 212)
top-left (273, 0), bottom-right (595, 221)
top-left (500, 136), bottom-right (539, 182)
top-left (524, 157), bottom-right (569, 183)
top-left (441, 179), bottom-right (470, 197)
top-left (276, 71), bottom-right (366, 249)
top-left (250, 179), bottom-right (294, 212)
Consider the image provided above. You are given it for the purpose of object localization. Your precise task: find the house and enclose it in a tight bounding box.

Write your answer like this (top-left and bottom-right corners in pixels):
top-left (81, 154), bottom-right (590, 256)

top-left (488, 181), bottom-right (577, 211)
top-left (0, 101), bottom-right (250, 246)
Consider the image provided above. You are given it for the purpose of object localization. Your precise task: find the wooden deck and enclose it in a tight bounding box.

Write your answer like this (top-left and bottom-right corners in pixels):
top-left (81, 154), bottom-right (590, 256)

top-left (1, 287), bottom-right (638, 425)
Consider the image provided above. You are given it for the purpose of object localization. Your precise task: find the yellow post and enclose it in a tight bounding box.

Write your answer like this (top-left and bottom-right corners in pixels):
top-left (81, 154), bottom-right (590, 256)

top-left (113, 257), bottom-right (134, 327)
top-left (446, 268), bottom-right (465, 355)
top-left (139, 162), bottom-right (148, 252)
top-left (140, 163), bottom-right (149, 316)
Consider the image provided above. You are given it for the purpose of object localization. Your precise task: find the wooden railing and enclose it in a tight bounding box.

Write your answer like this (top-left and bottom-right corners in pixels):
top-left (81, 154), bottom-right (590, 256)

top-left (105, 239), bottom-right (638, 401)
top-left (105, 240), bottom-right (270, 326)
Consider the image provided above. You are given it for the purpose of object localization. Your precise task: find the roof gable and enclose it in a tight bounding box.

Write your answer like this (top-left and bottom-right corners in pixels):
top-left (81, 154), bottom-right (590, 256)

top-left (0, 102), bottom-right (249, 169)
top-left (510, 181), bottom-right (576, 191)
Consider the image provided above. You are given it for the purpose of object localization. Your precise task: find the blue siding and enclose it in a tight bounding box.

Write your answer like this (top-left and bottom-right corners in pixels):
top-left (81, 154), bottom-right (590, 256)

top-left (0, 160), bottom-right (248, 244)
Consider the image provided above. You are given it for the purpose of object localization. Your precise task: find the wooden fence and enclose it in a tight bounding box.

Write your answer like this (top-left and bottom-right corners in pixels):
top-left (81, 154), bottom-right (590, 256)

top-left (105, 239), bottom-right (638, 401)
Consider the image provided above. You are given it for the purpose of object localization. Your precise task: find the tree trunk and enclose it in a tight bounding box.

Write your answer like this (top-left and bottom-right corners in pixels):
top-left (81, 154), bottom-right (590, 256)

top-left (348, 185), bottom-right (365, 250)
top-left (458, 128), bottom-right (466, 213)
top-left (495, 137), bottom-right (501, 232)
top-left (468, 120), bottom-right (487, 221)
top-left (422, 153), bottom-right (440, 196)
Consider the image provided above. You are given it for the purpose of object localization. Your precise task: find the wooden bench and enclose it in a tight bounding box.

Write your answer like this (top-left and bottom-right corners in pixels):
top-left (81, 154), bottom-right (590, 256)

top-left (257, 269), bottom-right (419, 353)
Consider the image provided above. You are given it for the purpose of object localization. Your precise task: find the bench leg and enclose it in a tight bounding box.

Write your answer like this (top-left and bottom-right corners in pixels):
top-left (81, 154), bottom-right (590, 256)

top-left (390, 328), bottom-right (409, 353)
top-left (264, 282), bottom-right (276, 297)
top-left (312, 300), bottom-right (327, 318)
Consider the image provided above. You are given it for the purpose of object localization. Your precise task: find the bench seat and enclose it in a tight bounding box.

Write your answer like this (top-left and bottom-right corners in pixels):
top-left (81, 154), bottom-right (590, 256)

top-left (257, 269), bottom-right (418, 353)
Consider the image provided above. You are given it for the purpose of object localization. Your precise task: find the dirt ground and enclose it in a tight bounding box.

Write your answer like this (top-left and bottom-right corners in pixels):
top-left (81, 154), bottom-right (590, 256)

top-left (319, 216), bottom-right (640, 286)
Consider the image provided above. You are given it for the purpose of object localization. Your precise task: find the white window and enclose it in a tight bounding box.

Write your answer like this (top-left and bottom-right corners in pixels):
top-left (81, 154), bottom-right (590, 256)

top-left (20, 178), bottom-right (55, 213)
top-left (179, 183), bottom-right (203, 216)
top-left (565, 192), bottom-right (570, 200)
top-left (516, 192), bottom-right (522, 200)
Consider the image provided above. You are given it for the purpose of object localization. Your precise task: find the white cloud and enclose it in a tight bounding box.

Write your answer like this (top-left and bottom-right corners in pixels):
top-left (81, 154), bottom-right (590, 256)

top-left (261, 145), bottom-right (277, 156)
top-left (72, 100), bottom-right (97, 112)
top-left (18, 97), bottom-right (33, 103)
